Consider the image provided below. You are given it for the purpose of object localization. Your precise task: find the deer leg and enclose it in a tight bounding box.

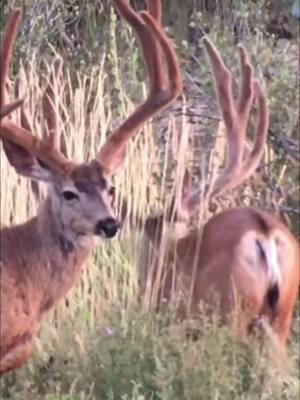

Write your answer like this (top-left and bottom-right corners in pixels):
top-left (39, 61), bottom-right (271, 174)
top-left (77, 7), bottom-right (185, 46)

top-left (273, 309), bottom-right (294, 348)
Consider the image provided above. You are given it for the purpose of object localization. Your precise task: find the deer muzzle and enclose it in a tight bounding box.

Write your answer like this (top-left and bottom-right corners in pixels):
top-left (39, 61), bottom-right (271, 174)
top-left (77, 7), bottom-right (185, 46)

top-left (94, 217), bottom-right (120, 238)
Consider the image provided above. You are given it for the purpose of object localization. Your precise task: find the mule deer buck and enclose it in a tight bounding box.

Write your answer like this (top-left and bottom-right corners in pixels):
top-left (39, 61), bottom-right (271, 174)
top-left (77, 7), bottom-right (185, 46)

top-left (140, 37), bottom-right (299, 349)
top-left (0, 1), bottom-right (182, 374)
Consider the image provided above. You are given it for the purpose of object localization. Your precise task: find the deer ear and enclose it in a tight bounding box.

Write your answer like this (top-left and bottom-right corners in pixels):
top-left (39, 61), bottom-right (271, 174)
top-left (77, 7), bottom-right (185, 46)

top-left (2, 140), bottom-right (55, 182)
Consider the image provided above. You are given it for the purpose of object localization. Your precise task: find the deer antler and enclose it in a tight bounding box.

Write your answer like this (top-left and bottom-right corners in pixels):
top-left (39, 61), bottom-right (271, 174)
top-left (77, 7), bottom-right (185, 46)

top-left (1, 2), bottom-right (182, 177)
top-left (0, 8), bottom-right (24, 119)
top-left (96, 0), bottom-right (182, 174)
top-left (0, 9), bottom-right (72, 176)
top-left (203, 37), bottom-right (269, 197)
top-left (183, 37), bottom-right (269, 211)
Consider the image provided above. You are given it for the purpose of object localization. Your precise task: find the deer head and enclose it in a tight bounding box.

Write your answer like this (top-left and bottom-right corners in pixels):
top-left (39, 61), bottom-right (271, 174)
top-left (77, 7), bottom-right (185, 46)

top-left (0, 1), bottom-right (182, 242)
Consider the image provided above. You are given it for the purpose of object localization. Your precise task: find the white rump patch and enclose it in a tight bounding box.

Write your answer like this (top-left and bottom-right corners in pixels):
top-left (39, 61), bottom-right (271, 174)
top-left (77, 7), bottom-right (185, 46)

top-left (238, 230), bottom-right (282, 287)
top-left (259, 238), bottom-right (281, 286)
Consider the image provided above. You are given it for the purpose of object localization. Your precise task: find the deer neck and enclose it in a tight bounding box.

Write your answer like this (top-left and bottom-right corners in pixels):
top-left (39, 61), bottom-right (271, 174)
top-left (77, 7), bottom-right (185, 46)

top-left (1, 195), bottom-right (97, 313)
top-left (37, 195), bottom-right (96, 310)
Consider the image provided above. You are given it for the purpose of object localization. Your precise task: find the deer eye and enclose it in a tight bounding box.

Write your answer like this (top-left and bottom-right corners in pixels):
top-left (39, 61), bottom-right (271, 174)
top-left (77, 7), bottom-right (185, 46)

top-left (108, 186), bottom-right (115, 198)
top-left (62, 190), bottom-right (79, 201)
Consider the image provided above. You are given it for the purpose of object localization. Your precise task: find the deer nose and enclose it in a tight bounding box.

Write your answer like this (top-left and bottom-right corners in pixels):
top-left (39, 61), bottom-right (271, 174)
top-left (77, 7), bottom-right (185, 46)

top-left (95, 217), bottom-right (120, 238)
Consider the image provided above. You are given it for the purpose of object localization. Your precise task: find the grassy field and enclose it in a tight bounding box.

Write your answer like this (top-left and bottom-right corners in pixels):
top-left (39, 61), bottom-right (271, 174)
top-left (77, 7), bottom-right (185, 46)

top-left (0, 1), bottom-right (299, 399)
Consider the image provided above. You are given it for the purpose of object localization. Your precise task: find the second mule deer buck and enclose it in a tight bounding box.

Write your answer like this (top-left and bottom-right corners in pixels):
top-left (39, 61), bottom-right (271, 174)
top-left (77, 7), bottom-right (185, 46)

top-left (0, 1), bottom-right (182, 374)
top-left (140, 37), bottom-right (299, 349)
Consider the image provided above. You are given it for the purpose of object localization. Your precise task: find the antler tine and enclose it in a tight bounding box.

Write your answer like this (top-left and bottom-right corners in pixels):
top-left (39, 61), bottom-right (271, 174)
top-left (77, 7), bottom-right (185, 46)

top-left (202, 38), bottom-right (236, 133)
top-left (236, 46), bottom-right (255, 116)
top-left (14, 74), bottom-right (43, 200)
top-left (15, 71), bottom-right (33, 131)
top-left (0, 8), bottom-right (24, 119)
top-left (42, 58), bottom-right (63, 150)
top-left (203, 38), bottom-right (250, 180)
top-left (141, 11), bottom-right (181, 94)
top-left (97, 0), bottom-right (182, 175)
top-left (232, 79), bottom-right (269, 186)
top-left (115, 0), bottom-right (166, 92)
